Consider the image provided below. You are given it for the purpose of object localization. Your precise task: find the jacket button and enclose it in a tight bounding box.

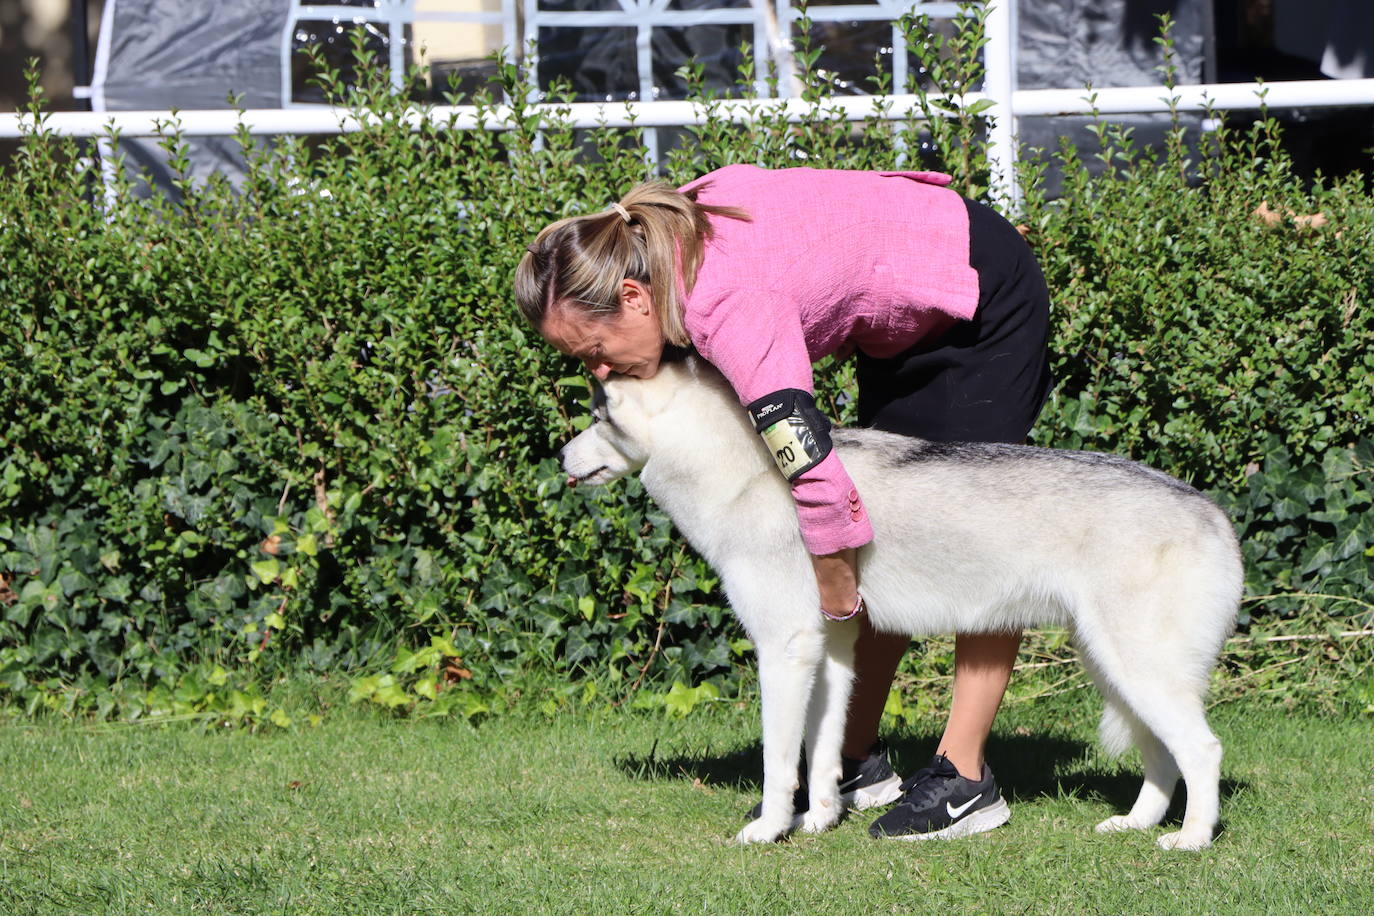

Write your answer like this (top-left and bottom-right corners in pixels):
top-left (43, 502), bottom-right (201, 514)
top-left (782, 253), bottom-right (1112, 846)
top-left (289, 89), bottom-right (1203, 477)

top-left (850, 510), bottom-right (863, 522)
top-left (847, 489), bottom-right (859, 501)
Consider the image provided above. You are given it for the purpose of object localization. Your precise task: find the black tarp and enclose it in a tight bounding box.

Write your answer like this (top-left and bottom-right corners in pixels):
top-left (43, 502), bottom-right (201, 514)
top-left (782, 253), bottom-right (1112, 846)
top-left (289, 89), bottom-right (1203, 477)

top-left (94, 0), bottom-right (289, 196)
top-left (1014, 0), bottom-right (1210, 191)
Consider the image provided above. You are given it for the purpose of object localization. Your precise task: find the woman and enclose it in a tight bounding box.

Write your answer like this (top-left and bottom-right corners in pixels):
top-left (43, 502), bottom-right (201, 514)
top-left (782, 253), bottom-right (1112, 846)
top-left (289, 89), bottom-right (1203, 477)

top-left (514, 165), bottom-right (1052, 840)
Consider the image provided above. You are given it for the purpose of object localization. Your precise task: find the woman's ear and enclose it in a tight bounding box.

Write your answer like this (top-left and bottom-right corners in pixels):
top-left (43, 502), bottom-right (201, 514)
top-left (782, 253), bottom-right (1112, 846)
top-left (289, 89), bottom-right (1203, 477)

top-left (620, 278), bottom-right (654, 315)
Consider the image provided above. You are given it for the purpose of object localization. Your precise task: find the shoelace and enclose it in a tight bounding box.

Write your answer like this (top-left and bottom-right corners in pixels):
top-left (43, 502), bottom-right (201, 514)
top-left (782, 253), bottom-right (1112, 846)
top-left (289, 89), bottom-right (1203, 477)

top-left (895, 762), bottom-right (958, 807)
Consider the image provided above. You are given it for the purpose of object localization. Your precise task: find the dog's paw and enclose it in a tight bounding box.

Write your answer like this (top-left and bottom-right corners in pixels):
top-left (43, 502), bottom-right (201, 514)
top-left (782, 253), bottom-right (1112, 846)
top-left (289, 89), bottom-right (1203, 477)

top-left (799, 803), bottom-right (841, 835)
top-left (1156, 829), bottom-right (1212, 851)
top-left (734, 817), bottom-right (790, 844)
top-left (1094, 814), bottom-right (1148, 834)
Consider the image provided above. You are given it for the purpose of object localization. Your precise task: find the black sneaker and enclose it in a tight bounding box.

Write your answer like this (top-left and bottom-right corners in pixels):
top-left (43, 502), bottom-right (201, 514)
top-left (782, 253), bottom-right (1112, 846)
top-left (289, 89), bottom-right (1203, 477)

top-left (746, 742), bottom-right (904, 819)
top-left (868, 754), bottom-right (1011, 840)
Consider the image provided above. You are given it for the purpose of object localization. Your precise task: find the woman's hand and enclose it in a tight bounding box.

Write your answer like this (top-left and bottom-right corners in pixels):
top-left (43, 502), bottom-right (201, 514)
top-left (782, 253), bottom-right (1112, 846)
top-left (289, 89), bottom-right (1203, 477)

top-left (810, 548), bottom-right (859, 617)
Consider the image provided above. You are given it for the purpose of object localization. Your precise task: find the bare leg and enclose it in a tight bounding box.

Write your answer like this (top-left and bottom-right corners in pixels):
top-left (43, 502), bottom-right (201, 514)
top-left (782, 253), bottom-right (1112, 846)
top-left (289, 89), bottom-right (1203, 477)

top-left (937, 631), bottom-right (1022, 779)
top-left (842, 623), bottom-right (1021, 779)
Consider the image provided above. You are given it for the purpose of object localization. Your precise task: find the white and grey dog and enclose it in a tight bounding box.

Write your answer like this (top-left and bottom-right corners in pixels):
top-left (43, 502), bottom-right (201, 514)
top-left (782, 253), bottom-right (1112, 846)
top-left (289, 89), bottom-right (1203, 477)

top-left (559, 357), bottom-right (1242, 851)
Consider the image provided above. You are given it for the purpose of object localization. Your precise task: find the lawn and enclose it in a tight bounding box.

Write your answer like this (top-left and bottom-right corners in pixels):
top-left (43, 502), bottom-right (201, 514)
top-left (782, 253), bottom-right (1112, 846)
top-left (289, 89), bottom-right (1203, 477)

top-left (1, 693), bottom-right (1370, 915)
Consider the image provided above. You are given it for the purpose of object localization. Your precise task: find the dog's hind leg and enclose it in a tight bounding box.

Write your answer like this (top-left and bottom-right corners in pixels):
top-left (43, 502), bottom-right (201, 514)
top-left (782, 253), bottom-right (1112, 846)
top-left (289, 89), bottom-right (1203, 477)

top-left (736, 623), bottom-right (826, 844)
top-left (1092, 696), bottom-right (1180, 835)
top-left (800, 618), bottom-right (860, 835)
top-left (1148, 702), bottom-right (1222, 851)
top-left (1079, 646), bottom-right (1222, 851)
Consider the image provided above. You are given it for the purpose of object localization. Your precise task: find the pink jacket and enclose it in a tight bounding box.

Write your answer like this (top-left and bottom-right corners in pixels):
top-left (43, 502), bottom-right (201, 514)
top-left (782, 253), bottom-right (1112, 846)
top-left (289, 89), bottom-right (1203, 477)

top-left (679, 165), bottom-right (980, 554)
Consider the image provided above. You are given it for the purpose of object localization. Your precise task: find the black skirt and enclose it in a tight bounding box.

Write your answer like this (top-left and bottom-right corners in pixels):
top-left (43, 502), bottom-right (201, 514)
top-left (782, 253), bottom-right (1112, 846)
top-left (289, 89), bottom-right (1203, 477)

top-left (856, 197), bottom-right (1053, 444)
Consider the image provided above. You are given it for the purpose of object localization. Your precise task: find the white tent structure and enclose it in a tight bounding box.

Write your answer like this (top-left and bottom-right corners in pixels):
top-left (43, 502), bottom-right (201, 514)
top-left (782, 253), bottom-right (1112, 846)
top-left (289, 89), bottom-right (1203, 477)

top-left (83, 1), bottom-right (515, 195)
top-left (6, 1), bottom-right (1371, 203)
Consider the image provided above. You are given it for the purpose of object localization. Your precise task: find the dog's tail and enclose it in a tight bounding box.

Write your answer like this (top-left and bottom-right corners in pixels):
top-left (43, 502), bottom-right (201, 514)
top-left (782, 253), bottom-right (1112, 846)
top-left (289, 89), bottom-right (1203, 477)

top-left (1097, 700), bottom-right (1134, 758)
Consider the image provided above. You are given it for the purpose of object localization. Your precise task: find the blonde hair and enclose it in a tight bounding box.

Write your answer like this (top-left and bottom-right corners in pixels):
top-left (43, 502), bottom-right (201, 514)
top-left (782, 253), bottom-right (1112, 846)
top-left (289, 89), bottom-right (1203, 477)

top-left (514, 180), bottom-right (749, 347)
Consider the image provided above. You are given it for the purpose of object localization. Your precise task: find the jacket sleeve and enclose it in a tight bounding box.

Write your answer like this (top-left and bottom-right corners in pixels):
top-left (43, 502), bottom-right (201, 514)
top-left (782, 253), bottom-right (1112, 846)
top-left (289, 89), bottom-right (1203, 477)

top-left (689, 287), bottom-right (874, 555)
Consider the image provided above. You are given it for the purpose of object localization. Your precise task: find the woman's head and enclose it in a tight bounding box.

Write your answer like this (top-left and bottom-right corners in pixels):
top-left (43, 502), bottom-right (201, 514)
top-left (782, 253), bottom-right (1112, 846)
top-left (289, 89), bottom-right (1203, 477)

top-left (538, 276), bottom-right (666, 379)
top-left (514, 180), bottom-right (747, 378)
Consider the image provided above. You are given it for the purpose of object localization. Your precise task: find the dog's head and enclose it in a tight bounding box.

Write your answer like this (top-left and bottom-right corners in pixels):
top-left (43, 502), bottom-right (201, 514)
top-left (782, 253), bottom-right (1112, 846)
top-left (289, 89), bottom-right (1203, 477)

top-left (559, 375), bottom-right (646, 487)
top-left (558, 359), bottom-right (690, 487)
top-left (558, 354), bottom-right (757, 490)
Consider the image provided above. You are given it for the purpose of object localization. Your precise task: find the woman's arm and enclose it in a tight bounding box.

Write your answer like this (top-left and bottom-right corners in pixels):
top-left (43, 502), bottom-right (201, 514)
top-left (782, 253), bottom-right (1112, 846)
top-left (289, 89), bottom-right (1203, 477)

top-left (688, 288), bottom-right (874, 557)
top-left (811, 548), bottom-right (859, 617)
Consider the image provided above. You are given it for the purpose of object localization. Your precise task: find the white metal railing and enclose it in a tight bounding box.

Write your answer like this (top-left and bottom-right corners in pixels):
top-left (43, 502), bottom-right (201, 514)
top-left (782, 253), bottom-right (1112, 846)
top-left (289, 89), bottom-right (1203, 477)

top-left (282, 2), bottom-right (519, 102)
top-left (518, 1), bottom-right (968, 99)
top-left (19, 78), bottom-right (1374, 136)
top-left (6, 2), bottom-right (1374, 203)
top-left (11, 81), bottom-right (1373, 134)
top-left (516, 0), bottom-right (974, 163)
top-left (983, 0), bottom-right (1012, 200)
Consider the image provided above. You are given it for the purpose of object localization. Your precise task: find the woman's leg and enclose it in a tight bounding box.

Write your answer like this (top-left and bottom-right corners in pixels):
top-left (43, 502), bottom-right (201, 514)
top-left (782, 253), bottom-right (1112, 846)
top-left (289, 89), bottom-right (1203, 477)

top-left (841, 624), bottom-right (1021, 778)
top-left (937, 631), bottom-right (1022, 778)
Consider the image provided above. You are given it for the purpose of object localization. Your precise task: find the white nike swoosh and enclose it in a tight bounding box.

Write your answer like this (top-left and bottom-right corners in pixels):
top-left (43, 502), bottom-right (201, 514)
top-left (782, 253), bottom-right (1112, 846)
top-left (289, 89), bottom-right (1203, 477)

top-left (946, 793), bottom-right (983, 819)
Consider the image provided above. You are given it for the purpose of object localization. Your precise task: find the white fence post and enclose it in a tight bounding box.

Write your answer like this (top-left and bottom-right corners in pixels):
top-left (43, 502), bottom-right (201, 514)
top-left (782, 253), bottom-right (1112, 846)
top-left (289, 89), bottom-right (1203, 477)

top-left (982, 0), bottom-right (1018, 208)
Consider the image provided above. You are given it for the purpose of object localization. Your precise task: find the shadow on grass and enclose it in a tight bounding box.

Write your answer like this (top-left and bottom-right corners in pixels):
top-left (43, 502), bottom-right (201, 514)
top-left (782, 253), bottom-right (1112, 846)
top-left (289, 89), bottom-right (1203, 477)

top-left (614, 730), bottom-right (1248, 827)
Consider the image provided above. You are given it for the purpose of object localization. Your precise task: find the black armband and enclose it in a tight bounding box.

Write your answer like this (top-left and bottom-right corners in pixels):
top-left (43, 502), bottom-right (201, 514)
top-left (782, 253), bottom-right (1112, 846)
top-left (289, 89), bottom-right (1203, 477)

top-left (746, 389), bottom-right (833, 481)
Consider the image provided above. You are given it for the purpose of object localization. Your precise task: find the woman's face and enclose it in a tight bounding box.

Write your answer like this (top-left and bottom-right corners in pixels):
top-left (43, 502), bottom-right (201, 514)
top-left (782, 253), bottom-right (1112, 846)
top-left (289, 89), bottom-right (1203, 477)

top-left (540, 279), bottom-right (666, 380)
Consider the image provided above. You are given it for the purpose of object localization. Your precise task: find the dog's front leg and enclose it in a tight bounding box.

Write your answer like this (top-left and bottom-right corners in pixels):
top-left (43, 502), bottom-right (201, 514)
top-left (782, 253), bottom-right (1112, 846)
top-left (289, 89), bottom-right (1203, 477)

top-left (801, 618), bottom-right (859, 834)
top-left (736, 626), bottom-right (825, 844)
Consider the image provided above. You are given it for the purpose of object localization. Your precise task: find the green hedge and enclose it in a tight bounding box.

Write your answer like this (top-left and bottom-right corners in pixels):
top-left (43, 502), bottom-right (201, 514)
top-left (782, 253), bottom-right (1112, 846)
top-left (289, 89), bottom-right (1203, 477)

top-left (0, 19), bottom-right (1370, 720)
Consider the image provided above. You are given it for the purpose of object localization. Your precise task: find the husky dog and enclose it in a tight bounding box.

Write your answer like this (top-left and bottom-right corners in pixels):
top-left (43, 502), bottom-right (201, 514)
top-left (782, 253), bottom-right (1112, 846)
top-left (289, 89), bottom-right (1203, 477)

top-left (559, 357), bottom-right (1241, 851)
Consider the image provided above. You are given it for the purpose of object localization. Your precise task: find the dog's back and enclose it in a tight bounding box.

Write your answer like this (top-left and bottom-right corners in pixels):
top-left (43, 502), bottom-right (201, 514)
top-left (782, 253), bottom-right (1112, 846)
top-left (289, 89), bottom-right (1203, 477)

top-left (838, 429), bottom-right (1242, 652)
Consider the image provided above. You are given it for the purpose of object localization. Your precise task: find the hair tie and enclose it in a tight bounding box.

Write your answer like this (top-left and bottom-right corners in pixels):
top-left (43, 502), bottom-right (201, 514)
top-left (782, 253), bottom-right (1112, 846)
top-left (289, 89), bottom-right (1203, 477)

top-left (609, 202), bottom-right (632, 224)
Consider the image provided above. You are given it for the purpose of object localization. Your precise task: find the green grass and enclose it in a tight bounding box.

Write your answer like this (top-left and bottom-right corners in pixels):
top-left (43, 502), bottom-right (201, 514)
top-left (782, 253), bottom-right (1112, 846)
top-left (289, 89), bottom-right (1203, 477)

top-left (1, 695), bottom-right (1370, 915)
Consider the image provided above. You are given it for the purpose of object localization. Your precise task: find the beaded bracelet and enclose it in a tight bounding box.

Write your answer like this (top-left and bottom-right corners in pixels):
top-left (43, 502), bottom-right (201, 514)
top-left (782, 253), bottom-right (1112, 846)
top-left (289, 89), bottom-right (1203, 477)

top-left (820, 593), bottom-right (866, 622)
